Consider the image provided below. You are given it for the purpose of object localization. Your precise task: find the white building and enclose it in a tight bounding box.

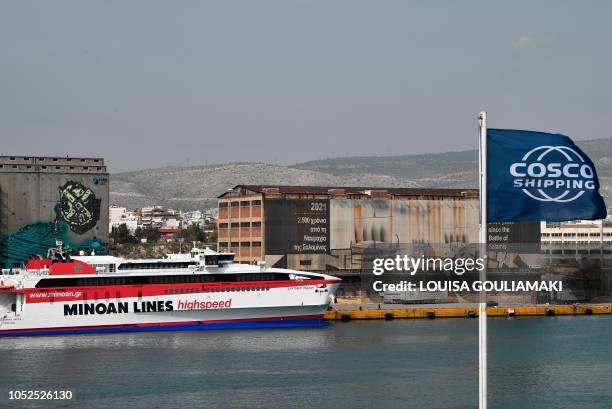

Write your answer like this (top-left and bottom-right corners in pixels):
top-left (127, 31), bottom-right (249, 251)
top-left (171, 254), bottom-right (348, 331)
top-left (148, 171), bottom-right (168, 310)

top-left (181, 210), bottom-right (206, 227)
top-left (109, 206), bottom-right (139, 233)
top-left (541, 220), bottom-right (612, 259)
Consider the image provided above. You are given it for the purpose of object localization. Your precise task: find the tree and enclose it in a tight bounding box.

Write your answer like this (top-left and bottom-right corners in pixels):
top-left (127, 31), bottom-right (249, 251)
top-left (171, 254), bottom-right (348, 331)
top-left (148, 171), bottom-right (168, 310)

top-left (206, 227), bottom-right (218, 244)
top-left (110, 223), bottom-right (137, 244)
top-left (176, 224), bottom-right (206, 242)
top-left (135, 226), bottom-right (161, 242)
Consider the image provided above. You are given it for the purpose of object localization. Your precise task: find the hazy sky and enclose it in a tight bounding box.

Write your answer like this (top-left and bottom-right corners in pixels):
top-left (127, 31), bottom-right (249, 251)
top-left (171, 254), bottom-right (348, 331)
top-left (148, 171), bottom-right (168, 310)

top-left (2, 1), bottom-right (611, 172)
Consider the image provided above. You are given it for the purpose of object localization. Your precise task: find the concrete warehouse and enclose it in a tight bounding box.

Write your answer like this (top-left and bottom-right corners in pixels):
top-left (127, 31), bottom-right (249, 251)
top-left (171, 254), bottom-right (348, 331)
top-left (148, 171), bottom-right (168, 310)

top-left (217, 185), bottom-right (483, 273)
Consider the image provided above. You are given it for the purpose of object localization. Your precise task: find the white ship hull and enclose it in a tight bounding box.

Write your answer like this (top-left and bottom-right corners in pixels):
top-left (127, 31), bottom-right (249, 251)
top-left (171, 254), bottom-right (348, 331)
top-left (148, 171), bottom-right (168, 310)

top-left (0, 247), bottom-right (340, 336)
top-left (0, 282), bottom-right (338, 336)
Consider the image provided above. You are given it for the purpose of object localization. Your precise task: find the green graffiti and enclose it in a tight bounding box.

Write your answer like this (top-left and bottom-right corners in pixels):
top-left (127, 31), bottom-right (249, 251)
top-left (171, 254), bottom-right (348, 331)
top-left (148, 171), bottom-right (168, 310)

top-left (0, 222), bottom-right (106, 268)
top-left (55, 181), bottom-right (101, 235)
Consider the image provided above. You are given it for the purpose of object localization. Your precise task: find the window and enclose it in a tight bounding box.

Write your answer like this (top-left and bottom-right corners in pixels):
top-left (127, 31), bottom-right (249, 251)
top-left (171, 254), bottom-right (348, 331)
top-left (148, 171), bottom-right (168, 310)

top-left (252, 222), bottom-right (261, 227)
top-left (219, 202), bottom-right (229, 208)
top-left (240, 222), bottom-right (250, 228)
top-left (299, 260), bottom-right (312, 266)
top-left (252, 242), bottom-right (262, 247)
top-left (35, 271), bottom-right (296, 288)
top-left (230, 202), bottom-right (240, 207)
top-left (240, 242), bottom-right (251, 247)
top-left (231, 223), bottom-right (239, 228)
top-left (252, 200), bottom-right (261, 205)
top-left (219, 223), bottom-right (228, 228)
top-left (240, 201), bottom-right (250, 206)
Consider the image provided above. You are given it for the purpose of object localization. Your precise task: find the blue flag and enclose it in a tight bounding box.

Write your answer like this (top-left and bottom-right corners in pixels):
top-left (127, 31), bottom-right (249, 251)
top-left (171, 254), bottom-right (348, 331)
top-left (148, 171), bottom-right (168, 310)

top-left (487, 128), bottom-right (607, 222)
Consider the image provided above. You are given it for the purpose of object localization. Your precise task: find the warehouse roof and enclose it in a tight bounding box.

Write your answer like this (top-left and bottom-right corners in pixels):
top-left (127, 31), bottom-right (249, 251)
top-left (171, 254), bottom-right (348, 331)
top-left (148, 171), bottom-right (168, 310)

top-left (218, 185), bottom-right (478, 199)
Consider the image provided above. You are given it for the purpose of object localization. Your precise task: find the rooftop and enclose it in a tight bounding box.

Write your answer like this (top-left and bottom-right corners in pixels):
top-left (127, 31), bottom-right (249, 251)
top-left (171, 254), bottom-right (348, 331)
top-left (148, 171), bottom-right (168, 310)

top-left (219, 184), bottom-right (478, 199)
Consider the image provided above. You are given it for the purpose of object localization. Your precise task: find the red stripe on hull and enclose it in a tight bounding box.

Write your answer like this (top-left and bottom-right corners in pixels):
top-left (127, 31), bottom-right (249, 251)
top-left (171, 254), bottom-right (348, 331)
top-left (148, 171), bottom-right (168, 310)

top-left (25, 279), bottom-right (338, 303)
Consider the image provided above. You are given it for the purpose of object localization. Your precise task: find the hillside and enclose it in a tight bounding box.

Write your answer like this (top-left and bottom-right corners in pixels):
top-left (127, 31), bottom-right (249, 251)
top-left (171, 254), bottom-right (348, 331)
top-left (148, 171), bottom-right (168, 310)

top-left (292, 137), bottom-right (612, 197)
top-left (110, 138), bottom-right (612, 210)
top-left (110, 163), bottom-right (420, 210)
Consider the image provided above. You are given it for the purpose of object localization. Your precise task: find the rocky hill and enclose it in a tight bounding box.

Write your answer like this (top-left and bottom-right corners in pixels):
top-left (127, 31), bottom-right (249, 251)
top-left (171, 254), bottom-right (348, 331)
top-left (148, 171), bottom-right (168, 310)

top-left (110, 137), bottom-right (612, 210)
top-left (110, 163), bottom-right (420, 210)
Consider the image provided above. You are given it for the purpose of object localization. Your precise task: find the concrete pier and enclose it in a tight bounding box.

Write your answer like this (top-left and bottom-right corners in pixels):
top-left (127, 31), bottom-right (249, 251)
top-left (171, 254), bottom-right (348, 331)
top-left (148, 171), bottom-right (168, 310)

top-left (325, 303), bottom-right (612, 320)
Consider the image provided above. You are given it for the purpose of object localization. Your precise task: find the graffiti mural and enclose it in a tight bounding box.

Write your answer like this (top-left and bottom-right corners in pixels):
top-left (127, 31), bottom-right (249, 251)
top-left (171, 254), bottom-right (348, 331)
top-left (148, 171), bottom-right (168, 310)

top-left (54, 181), bottom-right (101, 235)
top-left (0, 221), bottom-right (106, 268)
top-left (0, 180), bottom-right (105, 268)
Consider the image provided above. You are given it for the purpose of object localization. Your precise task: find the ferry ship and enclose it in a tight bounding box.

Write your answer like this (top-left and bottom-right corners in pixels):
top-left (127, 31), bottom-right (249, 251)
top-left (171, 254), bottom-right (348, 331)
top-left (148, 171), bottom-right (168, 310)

top-left (0, 246), bottom-right (340, 336)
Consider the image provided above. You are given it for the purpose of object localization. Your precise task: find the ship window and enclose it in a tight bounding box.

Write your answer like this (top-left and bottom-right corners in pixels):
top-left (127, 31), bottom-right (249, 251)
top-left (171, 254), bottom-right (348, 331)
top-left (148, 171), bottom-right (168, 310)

top-left (240, 201), bottom-right (250, 206)
top-left (252, 200), bottom-right (261, 205)
top-left (252, 222), bottom-right (261, 227)
top-left (219, 202), bottom-right (228, 208)
top-left (34, 271), bottom-right (293, 288)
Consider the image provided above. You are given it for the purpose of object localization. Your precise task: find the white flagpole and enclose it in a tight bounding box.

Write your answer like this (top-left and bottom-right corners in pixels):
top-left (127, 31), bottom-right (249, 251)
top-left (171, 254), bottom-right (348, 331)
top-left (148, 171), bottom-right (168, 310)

top-left (478, 111), bottom-right (488, 409)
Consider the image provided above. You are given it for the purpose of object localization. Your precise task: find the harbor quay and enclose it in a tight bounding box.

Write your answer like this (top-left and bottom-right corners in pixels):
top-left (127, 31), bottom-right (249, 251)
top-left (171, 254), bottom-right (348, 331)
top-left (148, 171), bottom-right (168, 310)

top-left (325, 302), bottom-right (612, 320)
